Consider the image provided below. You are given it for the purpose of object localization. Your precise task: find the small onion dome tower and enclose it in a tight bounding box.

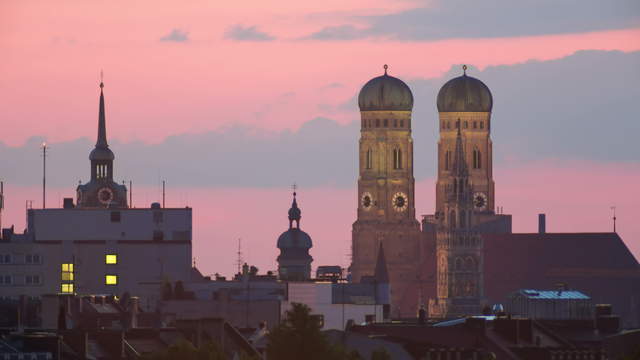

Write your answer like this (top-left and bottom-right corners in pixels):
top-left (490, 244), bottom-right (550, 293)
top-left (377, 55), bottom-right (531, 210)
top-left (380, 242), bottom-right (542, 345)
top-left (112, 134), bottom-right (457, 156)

top-left (436, 65), bottom-right (492, 112)
top-left (358, 64), bottom-right (413, 111)
top-left (277, 191), bottom-right (313, 281)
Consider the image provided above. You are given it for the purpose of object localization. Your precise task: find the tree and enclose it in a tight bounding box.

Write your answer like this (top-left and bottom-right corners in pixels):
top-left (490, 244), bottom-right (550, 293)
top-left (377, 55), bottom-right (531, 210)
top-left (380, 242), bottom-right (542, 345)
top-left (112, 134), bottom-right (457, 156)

top-left (141, 340), bottom-right (226, 360)
top-left (174, 280), bottom-right (186, 300)
top-left (161, 279), bottom-right (173, 300)
top-left (266, 303), bottom-right (334, 360)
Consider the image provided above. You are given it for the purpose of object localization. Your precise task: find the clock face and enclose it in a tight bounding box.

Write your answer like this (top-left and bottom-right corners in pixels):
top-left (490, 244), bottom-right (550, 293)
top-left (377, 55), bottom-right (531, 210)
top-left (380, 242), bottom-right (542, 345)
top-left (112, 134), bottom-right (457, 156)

top-left (98, 187), bottom-right (114, 205)
top-left (473, 192), bottom-right (487, 211)
top-left (361, 192), bottom-right (373, 210)
top-left (392, 192), bottom-right (408, 212)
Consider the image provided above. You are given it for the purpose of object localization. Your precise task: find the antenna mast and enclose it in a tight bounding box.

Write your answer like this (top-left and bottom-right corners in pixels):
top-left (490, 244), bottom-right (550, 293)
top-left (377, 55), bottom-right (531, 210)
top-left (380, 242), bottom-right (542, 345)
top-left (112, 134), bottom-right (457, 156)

top-left (236, 238), bottom-right (243, 275)
top-left (41, 142), bottom-right (48, 209)
top-left (611, 206), bottom-right (617, 233)
top-left (162, 180), bottom-right (166, 208)
top-left (0, 181), bottom-right (4, 234)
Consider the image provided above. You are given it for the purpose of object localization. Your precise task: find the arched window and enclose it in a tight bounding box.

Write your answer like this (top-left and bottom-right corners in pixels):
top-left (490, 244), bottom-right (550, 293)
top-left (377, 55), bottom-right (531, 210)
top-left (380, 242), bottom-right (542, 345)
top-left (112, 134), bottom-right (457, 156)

top-left (396, 148), bottom-right (402, 169)
top-left (392, 149), bottom-right (397, 169)
top-left (445, 151), bottom-right (450, 170)
top-left (480, 121), bottom-right (484, 129)
top-left (455, 257), bottom-right (463, 271)
top-left (450, 210), bottom-right (456, 228)
top-left (464, 121), bottom-right (468, 129)
top-left (465, 257), bottom-right (476, 271)
top-left (400, 119), bottom-right (404, 128)
top-left (477, 150), bottom-right (481, 169)
top-left (375, 119), bottom-right (380, 127)
top-left (393, 119), bottom-right (398, 127)
top-left (365, 148), bottom-right (373, 169)
top-left (473, 121), bottom-right (477, 129)
top-left (447, 121), bottom-right (451, 129)
top-left (460, 211), bottom-right (466, 229)
top-left (383, 119), bottom-right (388, 127)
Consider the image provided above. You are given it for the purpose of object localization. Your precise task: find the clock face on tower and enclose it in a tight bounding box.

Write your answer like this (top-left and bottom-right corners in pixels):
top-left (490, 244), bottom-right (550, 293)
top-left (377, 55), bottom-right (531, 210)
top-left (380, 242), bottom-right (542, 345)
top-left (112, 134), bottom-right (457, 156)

top-left (392, 192), bottom-right (408, 212)
top-left (361, 192), bottom-right (373, 210)
top-left (98, 187), bottom-right (114, 205)
top-left (473, 192), bottom-right (487, 211)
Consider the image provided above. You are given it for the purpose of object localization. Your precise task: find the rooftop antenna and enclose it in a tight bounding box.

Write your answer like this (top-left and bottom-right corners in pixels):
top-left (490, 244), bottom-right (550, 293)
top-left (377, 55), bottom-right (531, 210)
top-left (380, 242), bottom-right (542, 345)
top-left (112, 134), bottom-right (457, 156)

top-left (162, 180), bottom-right (166, 208)
top-left (0, 181), bottom-right (4, 233)
top-left (129, 180), bottom-right (133, 208)
top-left (236, 238), bottom-right (243, 275)
top-left (41, 142), bottom-right (48, 209)
top-left (611, 206), bottom-right (617, 233)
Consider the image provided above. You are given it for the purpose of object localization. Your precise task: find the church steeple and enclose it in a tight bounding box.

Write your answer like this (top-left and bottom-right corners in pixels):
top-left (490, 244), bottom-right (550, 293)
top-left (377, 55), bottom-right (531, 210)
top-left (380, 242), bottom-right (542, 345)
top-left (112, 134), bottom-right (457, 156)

top-left (96, 79), bottom-right (108, 148)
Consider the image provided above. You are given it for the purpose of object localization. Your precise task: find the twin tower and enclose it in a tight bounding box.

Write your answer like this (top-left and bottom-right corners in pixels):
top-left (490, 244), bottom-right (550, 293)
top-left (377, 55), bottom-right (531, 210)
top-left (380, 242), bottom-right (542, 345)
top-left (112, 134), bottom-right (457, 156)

top-left (351, 65), bottom-right (508, 317)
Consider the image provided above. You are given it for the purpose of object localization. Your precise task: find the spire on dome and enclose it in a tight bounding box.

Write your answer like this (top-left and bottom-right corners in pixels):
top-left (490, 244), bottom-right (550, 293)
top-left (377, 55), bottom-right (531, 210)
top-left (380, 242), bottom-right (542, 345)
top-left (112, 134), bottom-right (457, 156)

top-left (451, 120), bottom-right (468, 177)
top-left (374, 242), bottom-right (389, 283)
top-left (96, 71), bottom-right (108, 149)
top-left (288, 185), bottom-right (301, 229)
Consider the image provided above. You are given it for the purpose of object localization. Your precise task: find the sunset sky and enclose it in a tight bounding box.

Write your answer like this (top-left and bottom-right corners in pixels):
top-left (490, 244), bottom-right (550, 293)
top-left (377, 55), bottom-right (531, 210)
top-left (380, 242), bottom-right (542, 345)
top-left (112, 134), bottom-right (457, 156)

top-left (1, 0), bottom-right (639, 277)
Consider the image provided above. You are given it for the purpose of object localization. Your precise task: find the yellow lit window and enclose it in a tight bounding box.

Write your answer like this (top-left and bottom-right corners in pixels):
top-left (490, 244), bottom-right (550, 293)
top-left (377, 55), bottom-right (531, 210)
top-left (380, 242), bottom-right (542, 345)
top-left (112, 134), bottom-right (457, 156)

top-left (61, 283), bottom-right (74, 293)
top-left (61, 263), bottom-right (74, 272)
top-left (105, 254), bottom-right (117, 264)
top-left (105, 275), bottom-right (118, 285)
top-left (61, 272), bottom-right (74, 281)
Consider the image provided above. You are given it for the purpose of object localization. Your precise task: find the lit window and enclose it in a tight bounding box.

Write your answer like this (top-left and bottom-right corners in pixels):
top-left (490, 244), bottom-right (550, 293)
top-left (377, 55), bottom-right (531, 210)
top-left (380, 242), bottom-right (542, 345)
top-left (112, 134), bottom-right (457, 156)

top-left (61, 272), bottom-right (74, 281)
top-left (105, 254), bottom-right (117, 264)
top-left (105, 275), bottom-right (118, 285)
top-left (61, 283), bottom-right (74, 293)
top-left (61, 263), bottom-right (73, 272)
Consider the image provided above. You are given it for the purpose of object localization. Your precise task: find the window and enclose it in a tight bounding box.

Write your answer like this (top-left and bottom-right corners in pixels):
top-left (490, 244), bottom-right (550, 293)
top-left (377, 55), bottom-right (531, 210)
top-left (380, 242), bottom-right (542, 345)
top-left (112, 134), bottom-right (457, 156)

top-left (383, 119), bottom-right (388, 127)
top-left (447, 121), bottom-right (451, 129)
top-left (365, 148), bottom-right (373, 170)
top-left (25, 254), bottom-right (41, 264)
top-left (480, 121), bottom-right (484, 129)
top-left (375, 119), bottom-right (380, 127)
top-left (0, 254), bottom-right (11, 264)
top-left (473, 150), bottom-right (482, 169)
top-left (61, 263), bottom-right (74, 281)
top-left (105, 254), bottom-right (117, 265)
top-left (473, 121), bottom-right (477, 129)
top-left (445, 151), bottom-right (451, 171)
top-left (153, 230), bottom-right (164, 241)
top-left (105, 275), bottom-right (118, 285)
top-left (0, 275), bottom-right (12, 285)
top-left (393, 119), bottom-right (398, 127)
top-left (26, 275), bottom-right (41, 285)
top-left (61, 283), bottom-right (74, 293)
top-left (111, 211), bottom-right (121, 223)
top-left (464, 121), bottom-right (468, 129)
top-left (393, 148), bottom-right (403, 170)
top-left (400, 119), bottom-right (404, 128)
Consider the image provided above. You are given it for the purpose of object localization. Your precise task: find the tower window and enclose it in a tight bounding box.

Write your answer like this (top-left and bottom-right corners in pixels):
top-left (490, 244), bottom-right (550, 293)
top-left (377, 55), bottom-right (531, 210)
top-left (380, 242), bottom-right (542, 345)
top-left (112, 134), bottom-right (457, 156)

top-left (393, 119), bottom-right (398, 127)
top-left (473, 150), bottom-right (482, 169)
top-left (473, 121), bottom-right (477, 129)
top-left (375, 119), bottom-right (380, 127)
top-left (447, 122), bottom-right (451, 129)
top-left (383, 119), bottom-right (388, 127)
top-left (464, 121), bottom-right (468, 129)
top-left (365, 148), bottom-right (373, 169)
top-left (393, 148), bottom-right (403, 170)
top-left (400, 119), bottom-right (404, 128)
top-left (480, 121), bottom-right (484, 129)
top-left (445, 151), bottom-right (451, 171)
top-left (61, 283), bottom-right (74, 293)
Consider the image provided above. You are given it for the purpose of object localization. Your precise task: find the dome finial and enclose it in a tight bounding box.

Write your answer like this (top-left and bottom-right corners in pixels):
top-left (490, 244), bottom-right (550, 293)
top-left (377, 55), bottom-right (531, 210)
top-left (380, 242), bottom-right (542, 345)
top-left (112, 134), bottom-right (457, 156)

top-left (288, 183), bottom-right (301, 229)
top-left (462, 64), bottom-right (467, 76)
top-left (383, 64), bottom-right (388, 75)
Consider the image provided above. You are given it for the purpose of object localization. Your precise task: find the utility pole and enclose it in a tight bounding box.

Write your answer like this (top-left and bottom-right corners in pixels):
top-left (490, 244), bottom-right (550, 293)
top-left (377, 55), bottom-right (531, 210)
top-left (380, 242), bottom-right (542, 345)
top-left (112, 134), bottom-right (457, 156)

top-left (41, 142), bottom-right (48, 209)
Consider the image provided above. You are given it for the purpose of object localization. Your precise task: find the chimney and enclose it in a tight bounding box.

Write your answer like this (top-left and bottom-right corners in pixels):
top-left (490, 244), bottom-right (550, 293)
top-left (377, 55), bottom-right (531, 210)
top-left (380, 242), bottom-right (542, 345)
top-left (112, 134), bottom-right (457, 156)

top-left (538, 214), bottom-right (546, 234)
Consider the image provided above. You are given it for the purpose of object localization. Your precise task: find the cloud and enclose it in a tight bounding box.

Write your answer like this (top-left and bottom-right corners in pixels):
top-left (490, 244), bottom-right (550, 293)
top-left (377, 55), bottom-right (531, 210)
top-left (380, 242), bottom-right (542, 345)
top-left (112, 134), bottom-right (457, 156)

top-left (305, 25), bottom-right (365, 40)
top-left (304, 0), bottom-right (640, 41)
top-left (160, 28), bottom-right (189, 42)
top-left (1, 50), bottom-right (638, 189)
top-left (224, 25), bottom-right (275, 42)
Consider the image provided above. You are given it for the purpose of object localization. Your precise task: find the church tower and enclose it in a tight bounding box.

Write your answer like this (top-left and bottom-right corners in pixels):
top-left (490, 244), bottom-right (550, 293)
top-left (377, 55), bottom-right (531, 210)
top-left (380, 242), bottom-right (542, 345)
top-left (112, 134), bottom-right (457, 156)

top-left (432, 65), bottom-right (510, 233)
top-left (76, 79), bottom-right (128, 208)
top-left (351, 65), bottom-right (422, 317)
top-left (428, 123), bottom-right (484, 318)
top-left (277, 191), bottom-right (313, 281)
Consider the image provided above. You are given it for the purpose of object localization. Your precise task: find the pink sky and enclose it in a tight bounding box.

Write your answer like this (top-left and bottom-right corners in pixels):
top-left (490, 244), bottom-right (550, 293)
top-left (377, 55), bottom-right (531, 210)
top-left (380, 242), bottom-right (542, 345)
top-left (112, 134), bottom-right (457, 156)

top-left (3, 160), bottom-right (639, 277)
top-left (1, 1), bottom-right (639, 276)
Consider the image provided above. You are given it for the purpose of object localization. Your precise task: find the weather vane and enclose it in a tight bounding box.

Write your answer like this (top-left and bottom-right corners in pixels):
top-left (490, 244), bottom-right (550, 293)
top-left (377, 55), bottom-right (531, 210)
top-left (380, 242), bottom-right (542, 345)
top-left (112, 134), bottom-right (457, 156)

top-left (463, 64), bottom-right (467, 75)
top-left (292, 182), bottom-right (297, 196)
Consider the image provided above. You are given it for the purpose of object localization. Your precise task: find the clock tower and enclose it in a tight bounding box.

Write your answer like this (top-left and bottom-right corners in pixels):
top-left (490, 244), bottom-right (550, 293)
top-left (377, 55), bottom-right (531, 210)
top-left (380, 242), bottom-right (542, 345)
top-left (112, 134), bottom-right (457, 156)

top-left (431, 66), bottom-right (510, 233)
top-left (76, 79), bottom-right (128, 208)
top-left (351, 65), bottom-right (422, 317)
